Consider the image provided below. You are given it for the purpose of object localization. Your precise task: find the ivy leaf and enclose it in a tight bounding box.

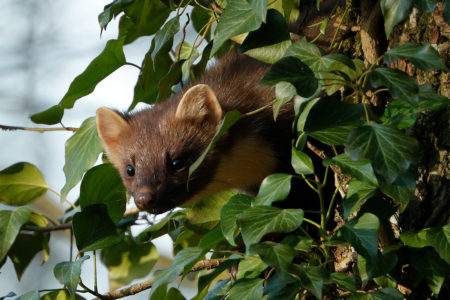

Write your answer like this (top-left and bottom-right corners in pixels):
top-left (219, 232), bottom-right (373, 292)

top-left (249, 242), bottom-right (295, 272)
top-left (254, 174), bottom-right (292, 206)
top-left (79, 164), bottom-right (126, 223)
top-left (369, 67), bottom-right (419, 104)
top-left (211, 0), bottom-right (262, 56)
top-left (98, 0), bottom-right (134, 30)
top-left (220, 194), bottom-right (252, 246)
top-left (151, 247), bottom-right (204, 292)
top-left (444, 0), bottom-right (450, 24)
top-left (291, 149), bottom-right (314, 175)
top-left (101, 238), bottom-right (159, 290)
top-left (156, 60), bottom-right (184, 102)
top-left (247, 0), bottom-right (268, 21)
top-left (345, 123), bottom-right (418, 183)
top-left (273, 81), bottom-right (296, 121)
top-left (189, 110), bottom-right (243, 180)
top-left (424, 225), bottom-right (450, 264)
top-left (192, 6), bottom-right (211, 41)
top-left (164, 288), bottom-right (186, 300)
top-left (53, 256), bottom-right (89, 298)
top-left (31, 39), bottom-right (126, 124)
top-left (261, 56), bottom-right (318, 97)
top-left (0, 162), bottom-right (48, 206)
top-left (152, 16), bottom-right (180, 58)
top-left (61, 117), bottom-right (104, 199)
top-left (379, 170), bottom-right (416, 209)
top-left (203, 279), bottom-right (231, 300)
top-left (40, 290), bottom-right (85, 300)
top-left (309, 124), bottom-right (361, 146)
top-left (330, 153), bottom-right (378, 185)
top-left (400, 230), bottom-right (429, 248)
top-left (329, 272), bottom-right (357, 292)
top-left (410, 248), bottom-right (448, 295)
top-left (284, 38), bottom-right (331, 76)
top-left (338, 213), bottom-right (380, 261)
top-left (343, 179), bottom-right (377, 219)
top-left (240, 9), bottom-right (291, 64)
top-left (72, 205), bottom-right (121, 252)
top-left (227, 278), bottom-right (264, 300)
top-left (0, 207), bottom-right (32, 262)
top-left (384, 42), bottom-right (449, 71)
top-left (236, 256), bottom-right (267, 279)
top-left (413, 0), bottom-right (438, 13)
top-left (15, 291), bottom-right (39, 300)
top-left (238, 206), bottom-right (304, 249)
top-left (198, 255), bottom-right (242, 292)
top-left (380, 0), bottom-right (414, 38)
top-left (289, 265), bottom-right (323, 299)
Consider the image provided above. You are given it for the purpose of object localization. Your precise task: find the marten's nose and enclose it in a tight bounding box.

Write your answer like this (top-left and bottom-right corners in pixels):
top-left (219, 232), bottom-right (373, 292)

top-left (134, 187), bottom-right (154, 210)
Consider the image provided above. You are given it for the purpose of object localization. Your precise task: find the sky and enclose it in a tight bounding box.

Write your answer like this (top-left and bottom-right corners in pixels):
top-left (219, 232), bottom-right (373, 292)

top-left (0, 0), bottom-right (196, 298)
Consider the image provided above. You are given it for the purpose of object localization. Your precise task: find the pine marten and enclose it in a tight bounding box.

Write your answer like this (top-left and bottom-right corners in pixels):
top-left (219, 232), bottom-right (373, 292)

top-left (96, 54), bottom-right (295, 214)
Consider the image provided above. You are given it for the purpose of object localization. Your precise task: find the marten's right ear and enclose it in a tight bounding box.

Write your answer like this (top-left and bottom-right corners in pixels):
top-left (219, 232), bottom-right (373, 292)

top-left (96, 107), bottom-right (130, 148)
top-left (175, 84), bottom-right (222, 125)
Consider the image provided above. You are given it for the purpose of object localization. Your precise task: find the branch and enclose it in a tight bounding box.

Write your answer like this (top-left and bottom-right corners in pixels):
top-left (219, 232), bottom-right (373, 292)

top-left (96, 258), bottom-right (227, 299)
top-left (21, 223), bottom-right (72, 232)
top-left (0, 124), bottom-right (77, 132)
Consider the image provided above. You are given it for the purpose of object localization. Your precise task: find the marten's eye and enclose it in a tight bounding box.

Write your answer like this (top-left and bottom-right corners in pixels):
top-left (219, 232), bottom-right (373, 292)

top-left (171, 158), bottom-right (185, 171)
top-left (126, 165), bottom-right (135, 177)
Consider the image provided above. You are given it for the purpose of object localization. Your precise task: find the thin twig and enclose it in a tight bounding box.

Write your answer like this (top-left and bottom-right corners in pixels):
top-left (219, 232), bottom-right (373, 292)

top-left (0, 124), bottom-right (77, 132)
top-left (21, 223), bottom-right (72, 232)
top-left (124, 62), bottom-right (142, 70)
top-left (177, 13), bottom-right (191, 61)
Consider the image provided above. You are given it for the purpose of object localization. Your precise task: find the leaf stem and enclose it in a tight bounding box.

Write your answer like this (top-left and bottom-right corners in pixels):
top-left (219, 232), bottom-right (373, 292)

top-left (93, 250), bottom-right (98, 293)
top-left (326, 177), bottom-right (344, 224)
top-left (299, 174), bottom-right (319, 193)
top-left (0, 124), bottom-right (77, 132)
top-left (242, 97), bottom-right (278, 117)
top-left (317, 183), bottom-right (326, 228)
top-left (124, 62), bottom-right (142, 70)
top-left (303, 217), bottom-right (321, 229)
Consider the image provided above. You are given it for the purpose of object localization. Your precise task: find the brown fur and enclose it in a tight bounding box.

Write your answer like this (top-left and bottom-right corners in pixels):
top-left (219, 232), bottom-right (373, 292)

top-left (96, 53), bottom-right (294, 214)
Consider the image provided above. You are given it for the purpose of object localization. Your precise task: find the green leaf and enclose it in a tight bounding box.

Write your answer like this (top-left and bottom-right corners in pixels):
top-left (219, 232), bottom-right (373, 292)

top-left (53, 256), bottom-right (89, 298)
top-left (0, 292), bottom-right (16, 300)
top-left (273, 81), bottom-right (296, 120)
top-left (309, 124), bottom-right (361, 146)
top-left (254, 174), bottom-right (292, 206)
top-left (138, 210), bottom-right (185, 242)
top-left (338, 213), bottom-right (380, 260)
top-left (380, 0), bottom-right (414, 38)
top-left (425, 225), bottom-right (450, 264)
top-left (289, 265), bottom-right (323, 299)
top-left (444, 0), bottom-right (450, 24)
top-left (185, 190), bottom-right (235, 232)
top-left (72, 205), bottom-right (121, 252)
top-left (238, 206), bottom-right (304, 249)
top-left (164, 288), bottom-right (185, 300)
top-left (329, 272), bottom-right (357, 292)
top-left (98, 0), bottom-right (134, 30)
top-left (61, 117), bottom-right (104, 199)
top-left (291, 149), bottom-right (314, 175)
top-left (348, 287), bottom-right (403, 300)
top-left (323, 59), bottom-right (360, 95)
top-left (179, 43), bottom-right (200, 81)
top-left (40, 289), bottom-right (85, 300)
top-left (197, 227), bottom-right (224, 250)
top-left (101, 237), bottom-right (158, 289)
top-left (345, 123), bottom-right (418, 183)
top-left (0, 207), bottom-right (32, 262)
top-left (192, 6), bottom-right (211, 41)
top-left (400, 230), bottom-right (429, 248)
top-left (343, 179), bottom-right (377, 219)
top-left (414, 0), bottom-right (438, 13)
top-left (220, 194), bottom-right (252, 246)
top-left (203, 279), bottom-right (231, 300)
top-left (16, 291), bottom-right (38, 300)
top-left (198, 255), bottom-right (242, 292)
top-left (330, 153), bottom-right (378, 185)
top-left (236, 255), bottom-right (267, 279)
top-left (228, 278), bottom-right (264, 300)
top-left (156, 60), bottom-right (184, 102)
top-left (284, 38), bottom-right (330, 76)
top-left (79, 164), bottom-right (126, 223)
top-left (189, 110), bottom-right (243, 180)
top-left (369, 67), bottom-right (419, 104)
top-left (30, 105), bottom-right (64, 125)
top-left (410, 248), bottom-right (448, 294)
top-left (379, 170), bottom-right (416, 209)
top-left (0, 162), bottom-right (48, 206)
top-left (211, 0), bottom-right (262, 56)
top-left (152, 16), bottom-right (180, 58)
top-left (8, 231), bottom-right (50, 280)
top-left (384, 42), bottom-right (448, 71)
top-left (31, 39), bottom-right (126, 124)
top-left (261, 56), bottom-right (317, 97)
top-left (249, 242), bottom-right (295, 271)
top-left (151, 247), bottom-right (204, 292)
top-left (247, 0), bottom-right (268, 21)
top-left (240, 9), bottom-right (291, 64)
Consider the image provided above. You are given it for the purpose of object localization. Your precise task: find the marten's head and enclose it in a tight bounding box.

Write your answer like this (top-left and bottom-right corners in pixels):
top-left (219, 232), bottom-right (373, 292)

top-left (96, 84), bottom-right (223, 214)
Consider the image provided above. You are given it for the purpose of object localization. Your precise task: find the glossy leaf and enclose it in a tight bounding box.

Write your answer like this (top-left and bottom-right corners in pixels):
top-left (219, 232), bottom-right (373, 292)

top-left (338, 213), bottom-right (380, 260)
top-left (72, 205), bottom-right (121, 252)
top-left (410, 248), bottom-right (448, 294)
top-left (290, 265), bottom-right (323, 299)
top-left (384, 42), bottom-right (449, 71)
top-left (369, 67), bottom-right (419, 104)
top-left (189, 110), bottom-right (243, 180)
top-left (31, 39), bottom-right (126, 124)
top-left (249, 242), bottom-right (295, 272)
top-left (16, 291), bottom-right (38, 300)
top-left (343, 179), bottom-right (377, 219)
top-left (380, 0), bottom-right (414, 38)
top-left (61, 117), bottom-right (104, 199)
top-left (424, 225), bottom-right (450, 264)
top-left (291, 149), bottom-right (314, 175)
top-left (151, 247), bottom-right (204, 292)
top-left (227, 278), bottom-right (264, 300)
top-left (240, 9), bottom-right (291, 64)
top-left (53, 256), bottom-right (89, 298)
top-left (0, 162), bottom-right (47, 206)
top-left (345, 123), bottom-right (418, 183)
top-left (101, 238), bottom-right (158, 290)
top-left (236, 255), bottom-right (267, 279)
top-left (98, 0), bottom-right (134, 30)
top-left (309, 124), bottom-right (361, 146)
top-left (198, 255), bottom-right (242, 292)
top-left (273, 81), bottom-right (296, 120)
top-left (414, 0), bottom-right (438, 13)
top-left (330, 153), bottom-right (378, 185)
top-left (152, 16), bottom-right (180, 58)
top-left (329, 272), bottom-right (357, 292)
top-left (379, 170), bottom-right (416, 209)
top-left (220, 194), bottom-right (252, 246)
top-left (248, 0), bottom-right (268, 21)
top-left (261, 56), bottom-right (318, 97)
top-left (254, 174), bottom-right (292, 206)
top-left (0, 207), bottom-right (32, 262)
top-left (40, 290), bottom-right (85, 300)
top-left (79, 164), bottom-right (126, 223)
top-left (238, 206), bottom-right (304, 249)
top-left (191, 6), bottom-right (211, 41)
top-left (211, 0), bottom-right (262, 56)
top-left (156, 60), bottom-right (183, 102)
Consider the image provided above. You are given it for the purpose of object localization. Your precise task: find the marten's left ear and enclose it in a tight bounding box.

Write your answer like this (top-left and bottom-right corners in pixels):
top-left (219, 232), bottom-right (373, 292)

top-left (176, 84), bottom-right (222, 125)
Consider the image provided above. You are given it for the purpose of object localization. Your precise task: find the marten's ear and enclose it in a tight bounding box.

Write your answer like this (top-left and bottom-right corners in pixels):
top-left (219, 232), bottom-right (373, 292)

top-left (96, 107), bottom-right (130, 148)
top-left (176, 84), bottom-right (222, 125)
